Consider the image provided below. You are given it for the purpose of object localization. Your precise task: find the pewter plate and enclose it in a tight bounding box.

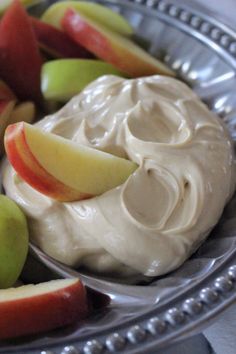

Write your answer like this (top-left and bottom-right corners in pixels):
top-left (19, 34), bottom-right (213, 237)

top-left (2, 0), bottom-right (236, 353)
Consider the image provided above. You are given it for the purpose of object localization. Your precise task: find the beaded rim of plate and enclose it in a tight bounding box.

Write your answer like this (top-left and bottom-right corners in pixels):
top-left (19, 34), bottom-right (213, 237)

top-left (16, 0), bottom-right (236, 353)
top-left (39, 264), bottom-right (236, 354)
top-left (133, 0), bottom-right (236, 69)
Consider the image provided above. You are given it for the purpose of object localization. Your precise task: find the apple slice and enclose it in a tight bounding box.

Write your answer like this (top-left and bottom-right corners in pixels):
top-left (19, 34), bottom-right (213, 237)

top-left (0, 80), bottom-right (17, 155)
top-left (31, 16), bottom-right (93, 59)
top-left (41, 59), bottom-right (125, 102)
top-left (41, 0), bottom-right (133, 36)
top-left (0, 100), bottom-right (15, 155)
top-left (0, 0), bottom-right (40, 16)
top-left (0, 195), bottom-right (28, 289)
top-left (4, 122), bottom-right (138, 201)
top-left (0, 80), bottom-right (16, 100)
top-left (8, 101), bottom-right (35, 124)
top-left (0, 0), bottom-right (43, 104)
top-left (62, 9), bottom-right (175, 77)
top-left (0, 278), bottom-right (88, 339)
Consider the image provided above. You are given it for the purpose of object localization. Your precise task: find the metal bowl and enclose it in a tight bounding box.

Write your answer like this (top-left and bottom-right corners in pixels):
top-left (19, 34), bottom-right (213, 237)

top-left (2, 1), bottom-right (236, 353)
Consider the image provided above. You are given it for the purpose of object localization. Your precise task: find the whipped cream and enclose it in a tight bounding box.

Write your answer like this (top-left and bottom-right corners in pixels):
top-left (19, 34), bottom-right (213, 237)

top-left (3, 75), bottom-right (236, 276)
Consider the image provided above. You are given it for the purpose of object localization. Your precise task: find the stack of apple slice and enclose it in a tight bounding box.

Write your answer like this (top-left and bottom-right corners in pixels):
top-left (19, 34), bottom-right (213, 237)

top-left (0, 193), bottom-right (93, 340)
top-left (0, 0), bottom-right (94, 107)
top-left (41, 0), bottom-right (134, 35)
top-left (0, 0), bottom-right (175, 126)
top-left (0, 0), bottom-right (40, 157)
top-left (31, 15), bottom-right (94, 59)
top-left (40, 1), bottom-right (175, 101)
top-left (0, 194), bottom-right (90, 340)
top-left (61, 7), bottom-right (175, 78)
top-left (0, 0), bottom-right (43, 104)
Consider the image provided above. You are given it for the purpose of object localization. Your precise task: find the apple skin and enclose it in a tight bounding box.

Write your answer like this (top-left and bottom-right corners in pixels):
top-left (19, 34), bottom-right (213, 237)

top-left (0, 278), bottom-right (88, 339)
top-left (41, 59), bottom-right (125, 102)
top-left (0, 195), bottom-right (29, 289)
top-left (41, 0), bottom-right (133, 36)
top-left (0, 0), bottom-right (43, 104)
top-left (62, 9), bottom-right (175, 78)
top-left (31, 16), bottom-right (93, 59)
top-left (4, 122), bottom-right (137, 201)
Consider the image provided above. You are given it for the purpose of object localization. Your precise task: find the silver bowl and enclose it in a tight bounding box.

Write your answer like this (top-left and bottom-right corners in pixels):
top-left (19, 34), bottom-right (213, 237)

top-left (2, 1), bottom-right (236, 353)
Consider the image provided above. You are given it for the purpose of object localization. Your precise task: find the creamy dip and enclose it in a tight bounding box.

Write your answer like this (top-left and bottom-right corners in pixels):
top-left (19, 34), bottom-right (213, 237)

top-left (3, 75), bottom-right (236, 276)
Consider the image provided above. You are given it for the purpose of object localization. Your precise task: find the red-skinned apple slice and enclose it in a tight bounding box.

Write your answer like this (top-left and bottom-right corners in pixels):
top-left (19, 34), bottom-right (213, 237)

top-left (0, 0), bottom-right (43, 104)
top-left (41, 0), bottom-right (133, 36)
top-left (4, 122), bottom-right (138, 202)
top-left (0, 278), bottom-right (88, 340)
top-left (0, 100), bottom-right (15, 155)
top-left (62, 9), bottom-right (175, 77)
top-left (31, 16), bottom-right (93, 59)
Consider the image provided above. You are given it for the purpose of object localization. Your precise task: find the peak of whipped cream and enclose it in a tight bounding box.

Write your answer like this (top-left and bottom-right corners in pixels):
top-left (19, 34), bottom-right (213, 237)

top-left (3, 75), bottom-right (236, 276)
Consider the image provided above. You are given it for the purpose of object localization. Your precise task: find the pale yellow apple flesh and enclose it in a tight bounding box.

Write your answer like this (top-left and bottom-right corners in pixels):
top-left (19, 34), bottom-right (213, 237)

top-left (25, 123), bottom-right (138, 195)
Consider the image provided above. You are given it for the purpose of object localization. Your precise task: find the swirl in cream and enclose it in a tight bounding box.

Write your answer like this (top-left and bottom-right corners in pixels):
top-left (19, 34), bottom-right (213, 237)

top-left (3, 75), bottom-right (236, 276)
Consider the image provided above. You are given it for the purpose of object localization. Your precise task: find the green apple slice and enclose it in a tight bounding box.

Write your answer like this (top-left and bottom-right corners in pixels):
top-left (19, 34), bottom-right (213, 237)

top-left (0, 195), bottom-right (29, 288)
top-left (0, 0), bottom-right (40, 16)
top-left (41, 59), bottom-right (125, 101)
top-left (41, 1), bottom-right (133, 36)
